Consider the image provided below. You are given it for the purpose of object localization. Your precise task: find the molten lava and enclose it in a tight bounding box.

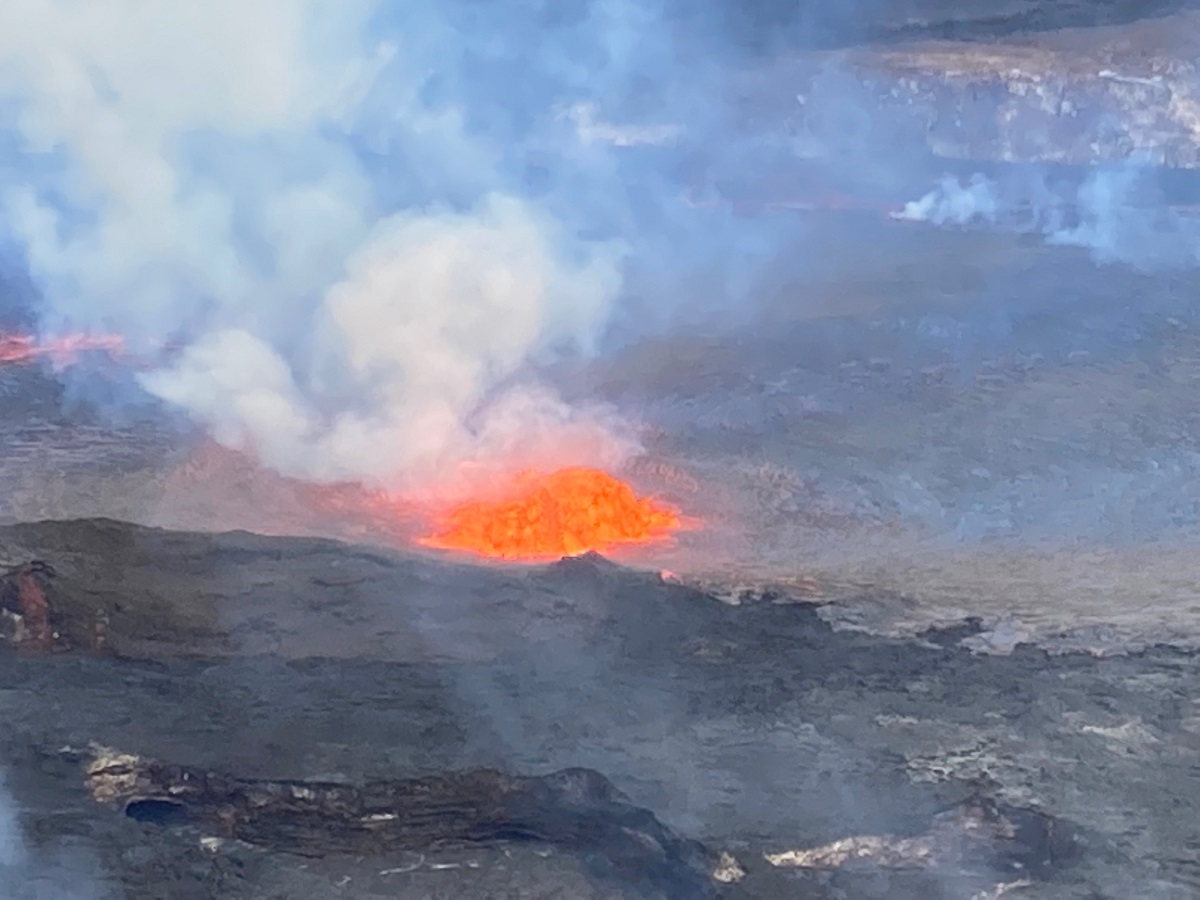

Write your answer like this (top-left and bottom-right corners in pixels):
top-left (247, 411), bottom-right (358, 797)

top-left (419, 467), bottom-right (682, 560)
top-left (0, 332), bottom-right (124, 365)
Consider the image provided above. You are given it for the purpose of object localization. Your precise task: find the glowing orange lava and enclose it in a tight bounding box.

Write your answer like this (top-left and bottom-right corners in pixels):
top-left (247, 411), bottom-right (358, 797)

top-left (419, 467), bottom-right (683, 560)
top-left (0, 332), bottom-right (124, 365)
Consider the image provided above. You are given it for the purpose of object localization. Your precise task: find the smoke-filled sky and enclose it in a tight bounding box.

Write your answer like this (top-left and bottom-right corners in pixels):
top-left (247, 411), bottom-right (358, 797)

top-left (0, 0), bottom-right (764, 493)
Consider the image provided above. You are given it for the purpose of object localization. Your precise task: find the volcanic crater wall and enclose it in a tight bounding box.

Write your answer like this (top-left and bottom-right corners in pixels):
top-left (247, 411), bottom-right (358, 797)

top-left (736, 12), bottom-right (1200, 172)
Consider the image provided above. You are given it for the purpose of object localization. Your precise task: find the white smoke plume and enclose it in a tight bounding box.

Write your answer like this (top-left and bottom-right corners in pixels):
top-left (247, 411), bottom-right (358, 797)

top-left (0, 0), bottom-right (655, 493)
top-left (896, 164), bottom-right (1200, 271)
top-left (894, 173), bottom-right (999, 226)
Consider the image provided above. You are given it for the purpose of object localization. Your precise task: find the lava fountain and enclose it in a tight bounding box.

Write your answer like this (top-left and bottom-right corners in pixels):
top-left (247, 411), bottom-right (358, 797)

top-left (418, 467), bottom-right (684, 561)
top-left (0, 330), bottom-right (687, 560)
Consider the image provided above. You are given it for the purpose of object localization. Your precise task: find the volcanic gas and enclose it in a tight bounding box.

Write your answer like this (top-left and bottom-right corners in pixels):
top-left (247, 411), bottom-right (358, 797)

top-left (418, 467), bottom-right (684, 561)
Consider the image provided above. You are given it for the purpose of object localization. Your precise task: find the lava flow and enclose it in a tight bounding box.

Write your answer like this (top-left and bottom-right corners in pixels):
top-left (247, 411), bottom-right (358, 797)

top-left (0, 332), bottom-right (124, 365)
top-left (419, 467), bottom-right (684, 561)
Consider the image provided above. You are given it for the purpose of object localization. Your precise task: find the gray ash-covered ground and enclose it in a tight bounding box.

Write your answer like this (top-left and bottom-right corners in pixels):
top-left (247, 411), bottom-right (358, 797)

top-left (0, 521), bottom-right (1195, 899)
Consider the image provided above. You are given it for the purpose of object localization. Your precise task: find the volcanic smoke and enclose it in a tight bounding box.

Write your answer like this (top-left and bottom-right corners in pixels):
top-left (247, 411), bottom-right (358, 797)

top-left (0, 0), bottom-right (646, 496)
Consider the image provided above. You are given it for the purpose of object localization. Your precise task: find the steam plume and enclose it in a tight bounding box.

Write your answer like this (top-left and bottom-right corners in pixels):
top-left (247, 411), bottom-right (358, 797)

top-left (11, 0), bottom-right (1193, 505)
top-left (897, 164), bottom-right (1200, 271)
top-left (0, 0), bottom-right (669, 490)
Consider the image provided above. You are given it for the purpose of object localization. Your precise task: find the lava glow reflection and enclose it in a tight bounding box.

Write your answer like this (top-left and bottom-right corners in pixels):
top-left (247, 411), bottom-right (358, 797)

top-left (418, 467), bottom-right (683, 561)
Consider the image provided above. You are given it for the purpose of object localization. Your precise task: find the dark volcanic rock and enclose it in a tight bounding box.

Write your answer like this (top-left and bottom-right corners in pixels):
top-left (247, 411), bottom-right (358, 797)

top-left (84, 752), bottom-right (714, 898)
top-left (0, 519), bottom-right (1196, 897)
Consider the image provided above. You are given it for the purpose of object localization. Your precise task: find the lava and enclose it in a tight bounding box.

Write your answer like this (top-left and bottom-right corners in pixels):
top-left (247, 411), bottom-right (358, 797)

top-left (419, 467), bottom-right (683, 561)
top-left (0, 332), bottom-right (124, 365)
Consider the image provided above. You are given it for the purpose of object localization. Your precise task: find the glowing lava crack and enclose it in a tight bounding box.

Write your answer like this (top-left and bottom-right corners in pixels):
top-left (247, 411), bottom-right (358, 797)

top-left (419, 467), bottom-right (684, 561)
top-left (0, 332), bottom-right (124, 365)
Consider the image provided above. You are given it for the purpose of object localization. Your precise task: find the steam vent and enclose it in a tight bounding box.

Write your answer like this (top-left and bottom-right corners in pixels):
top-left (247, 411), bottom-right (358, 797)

top-left (7, 2), bottom-right (1200, 899)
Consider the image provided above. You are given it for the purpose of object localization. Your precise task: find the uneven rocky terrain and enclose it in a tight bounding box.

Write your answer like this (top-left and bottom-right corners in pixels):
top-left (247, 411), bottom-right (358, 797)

top-left (1, 519), bottom-right (1196, 899)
